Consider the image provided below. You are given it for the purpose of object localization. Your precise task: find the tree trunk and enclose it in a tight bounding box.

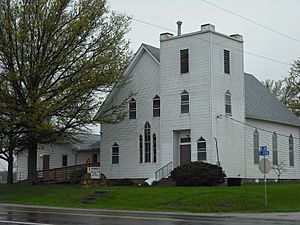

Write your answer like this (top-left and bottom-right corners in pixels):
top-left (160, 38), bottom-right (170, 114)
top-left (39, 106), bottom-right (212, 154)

top-left (27, 141), bottom-right (38, 185)
top-left (6, 148), bottom-right (14, 184)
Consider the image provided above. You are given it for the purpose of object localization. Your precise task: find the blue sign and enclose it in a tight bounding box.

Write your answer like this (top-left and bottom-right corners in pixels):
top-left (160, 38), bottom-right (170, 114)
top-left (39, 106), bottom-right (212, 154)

top-left (260, 146), bottom-right (267, 151)
top-left (260, 150), bottom-right (269, 156)
top-left (259, 146), bottom-right (269, 156)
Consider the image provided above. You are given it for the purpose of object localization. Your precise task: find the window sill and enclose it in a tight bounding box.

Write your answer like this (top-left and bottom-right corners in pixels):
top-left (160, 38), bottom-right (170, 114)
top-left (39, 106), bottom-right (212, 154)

top-left (180, 113), bottom-right (190, 117)
top-left (225, 113), bottom-right (232, 116)
top-left (139, 162), bottom-right (157, 165)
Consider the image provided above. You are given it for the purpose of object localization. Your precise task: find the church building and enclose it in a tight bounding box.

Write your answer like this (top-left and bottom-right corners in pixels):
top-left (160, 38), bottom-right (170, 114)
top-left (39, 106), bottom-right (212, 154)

top-left (97, 22), bottom-right (300, 181)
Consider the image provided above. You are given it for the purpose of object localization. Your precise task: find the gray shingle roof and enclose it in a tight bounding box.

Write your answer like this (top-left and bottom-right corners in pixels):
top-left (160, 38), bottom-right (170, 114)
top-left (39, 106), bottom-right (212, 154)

top-left (144, 44), bottom-right (300, 127)
top-left (143, 44), bottom-right (160, 62)
top-left (245, 73), bottom-right (300, 127)
top-left (73, 133), bottom-right (100, 151)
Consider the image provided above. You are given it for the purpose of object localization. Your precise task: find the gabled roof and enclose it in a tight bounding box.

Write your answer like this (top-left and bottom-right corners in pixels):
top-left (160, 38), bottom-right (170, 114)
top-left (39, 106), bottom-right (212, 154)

top-left (95, 44), bottom-right (160, 118)
top-left (73, 133), bottom-right (100, 151)
top-left (245, 73), bottom-right (300, 127)
top-left (143, 44), bottom-right (160, 62)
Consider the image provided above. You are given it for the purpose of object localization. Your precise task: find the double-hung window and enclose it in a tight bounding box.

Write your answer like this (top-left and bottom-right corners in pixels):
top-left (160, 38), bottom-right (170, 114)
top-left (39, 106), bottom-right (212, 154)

top-left (181, 90), bottom-right (189, 114)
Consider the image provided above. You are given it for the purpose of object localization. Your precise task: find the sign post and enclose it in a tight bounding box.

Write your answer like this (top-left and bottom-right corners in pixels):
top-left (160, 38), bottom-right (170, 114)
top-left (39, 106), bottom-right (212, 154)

top-left (259, 146), bottom-right (271, 207)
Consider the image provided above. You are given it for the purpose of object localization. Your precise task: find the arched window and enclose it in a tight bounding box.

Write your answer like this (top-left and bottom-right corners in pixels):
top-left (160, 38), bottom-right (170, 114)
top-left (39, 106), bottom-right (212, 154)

top-left (225, 90), bottom-right (232, 115)
top-left (112, 143), bottom-right (119, 164)
top-left (144, 122), bottom-right (151, 163)
top-left (139, 135), bottom-right (143, 163)
top-left (272, 132), bottom-right (278, 165)
top-left (153, 95), bottom-right (160, 117)
top-left (253, 129), bottom-right (259, 164)
top-left (197, 137), bottom-right (206, 161)
top-left (289, 134), bottom-right (294, 166)
top-left (153, 134), bottom-right (157, 163)
top-left (181, 90), bottom-right (189, 114)
top-left (129, 98), bottom-right (136, 119)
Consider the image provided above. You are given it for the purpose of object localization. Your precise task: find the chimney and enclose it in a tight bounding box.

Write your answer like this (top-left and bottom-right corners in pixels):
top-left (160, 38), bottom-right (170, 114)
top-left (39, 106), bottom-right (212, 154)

top-left (177, 21), bottom-right (182, 36)
top-left (201, 23), bottom-right (215, 32)
top-left (160, 32), bottom-right (174, 41)
top-left (230, 34), bottom-right (243, 42)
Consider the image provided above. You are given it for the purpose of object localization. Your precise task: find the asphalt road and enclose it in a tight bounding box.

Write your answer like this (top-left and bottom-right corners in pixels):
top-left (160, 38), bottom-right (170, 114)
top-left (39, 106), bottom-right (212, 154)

top-left (0, 204), bottom-right (299, 225)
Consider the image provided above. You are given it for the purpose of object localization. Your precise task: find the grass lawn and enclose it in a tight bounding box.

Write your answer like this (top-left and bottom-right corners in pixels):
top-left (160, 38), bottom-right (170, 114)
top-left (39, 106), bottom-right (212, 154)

top-left (0, 183), bottom-right (300, 212)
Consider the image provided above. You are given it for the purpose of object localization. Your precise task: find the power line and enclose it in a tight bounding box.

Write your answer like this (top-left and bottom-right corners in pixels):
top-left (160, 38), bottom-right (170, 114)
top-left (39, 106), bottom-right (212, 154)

top-left (131, 17), bottom-right (291, 66)
top-left (220, 114), bottom-right (298, 140)
top-left (200, 0), bottom-right (300, 44)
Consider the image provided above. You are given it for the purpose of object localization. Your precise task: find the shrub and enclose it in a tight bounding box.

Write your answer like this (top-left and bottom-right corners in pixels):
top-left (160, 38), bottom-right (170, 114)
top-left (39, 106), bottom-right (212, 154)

top-left (70, 168), bottom-right (87, 185)
top-left (170, 162), bottom-right (226, 186)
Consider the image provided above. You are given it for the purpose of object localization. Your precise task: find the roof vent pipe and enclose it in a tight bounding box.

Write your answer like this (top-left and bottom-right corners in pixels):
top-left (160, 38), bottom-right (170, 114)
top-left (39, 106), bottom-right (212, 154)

top-left (177, 21), bottom-right (182, 36)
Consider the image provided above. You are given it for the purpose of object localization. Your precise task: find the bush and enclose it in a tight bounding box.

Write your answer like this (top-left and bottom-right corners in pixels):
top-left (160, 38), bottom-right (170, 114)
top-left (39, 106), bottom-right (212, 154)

top-left (170, 162), bottom-right (226, 186)
top-left (70, 168), bottom-right (87, 185)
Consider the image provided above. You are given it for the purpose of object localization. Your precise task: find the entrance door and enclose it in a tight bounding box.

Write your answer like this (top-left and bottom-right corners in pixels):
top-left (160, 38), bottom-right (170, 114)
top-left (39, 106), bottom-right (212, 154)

top-left (180, 144), bottom-right (191, 165)
top-left (43, 155), bottom-right (50, 170)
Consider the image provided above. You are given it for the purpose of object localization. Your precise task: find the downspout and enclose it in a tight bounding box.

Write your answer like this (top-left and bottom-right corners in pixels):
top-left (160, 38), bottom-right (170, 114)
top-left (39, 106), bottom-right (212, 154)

top-left (209, 31), bottom-right (214, 163)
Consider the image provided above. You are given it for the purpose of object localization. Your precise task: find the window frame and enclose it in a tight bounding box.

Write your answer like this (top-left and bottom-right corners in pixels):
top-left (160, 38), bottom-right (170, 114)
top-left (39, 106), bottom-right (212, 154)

top-left (181, 90), bottom-right (189, 114)
top-left (272, 132), bottom-right (278, 165)
top-left (153, 95), bottom-right (160, 117)
top-left (139, 135), bottom-right (143, 163)
top-left (153, 133), bottom-right (157, 163)
top-left (112, 143), bottom-right (119, 164)
top-left (92, 153), bottom-right (98, 163)
top-left (180, 49), bottom-right (189, 74)
top-left (197, 137), bottom-right (207, 161)
top-left (253, 129), bottom-right (259, 164)
top-left (62, 155), bottom-right (68, 167)
top-left (224, 49), bottom-right (230, 74)
top-left (225, 90), bottom-right (232, 115)
top-left (129, 98), bottom-right (136, 119)
top-left (144, 122), bottom-right (151, 163)
top-left (289, 134), bottom-right (294, 166)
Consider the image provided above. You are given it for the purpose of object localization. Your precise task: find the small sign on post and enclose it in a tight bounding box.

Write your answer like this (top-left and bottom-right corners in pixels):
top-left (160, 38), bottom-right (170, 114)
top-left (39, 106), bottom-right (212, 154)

top-left (258, 145), bottom-right (270, 207)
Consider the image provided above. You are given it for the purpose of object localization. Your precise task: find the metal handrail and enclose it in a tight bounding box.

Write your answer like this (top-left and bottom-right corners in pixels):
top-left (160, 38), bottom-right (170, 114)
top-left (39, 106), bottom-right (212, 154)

top-left (155, 161), bottom-right (172, 181)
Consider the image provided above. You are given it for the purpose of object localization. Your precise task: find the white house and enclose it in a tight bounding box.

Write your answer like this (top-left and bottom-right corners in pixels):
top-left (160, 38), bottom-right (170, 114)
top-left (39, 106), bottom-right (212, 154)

top-left (97, 22), bottom-right (300, 181)
top-left (16, 133), bottom-right (100, 181)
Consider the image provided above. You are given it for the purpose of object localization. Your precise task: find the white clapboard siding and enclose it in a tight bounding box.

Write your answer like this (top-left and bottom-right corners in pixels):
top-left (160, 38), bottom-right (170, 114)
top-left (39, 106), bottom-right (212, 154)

top-left (16, 144), bottom-right (98, 180)
top-left (100, 47), bottom-right (161, 179)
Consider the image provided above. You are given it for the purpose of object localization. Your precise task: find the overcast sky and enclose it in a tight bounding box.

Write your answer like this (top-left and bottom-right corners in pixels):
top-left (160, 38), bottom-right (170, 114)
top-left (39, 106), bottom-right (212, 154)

top-left (109, 0), bottom-right (300, 81)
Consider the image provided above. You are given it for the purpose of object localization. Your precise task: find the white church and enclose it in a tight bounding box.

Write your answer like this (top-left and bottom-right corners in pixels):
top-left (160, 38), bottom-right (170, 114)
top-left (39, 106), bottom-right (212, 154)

top-left (97, 22), bottom-right (300, 182)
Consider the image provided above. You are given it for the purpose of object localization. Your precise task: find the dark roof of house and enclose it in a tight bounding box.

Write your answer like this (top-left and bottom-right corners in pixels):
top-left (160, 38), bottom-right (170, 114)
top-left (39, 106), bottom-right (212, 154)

top-left (73, 133), bottom-right (100, 151)
top-left (245, 73), bottom-right (300, 127)
top-left (143, 43), bottom-right (160, 62)
top-left (144, 44), bottom-right (300, 127)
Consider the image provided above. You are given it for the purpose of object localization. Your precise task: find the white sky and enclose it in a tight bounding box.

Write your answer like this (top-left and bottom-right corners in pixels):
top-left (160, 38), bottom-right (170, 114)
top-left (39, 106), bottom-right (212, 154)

top-left (109, 0), bottom-right (300, 81)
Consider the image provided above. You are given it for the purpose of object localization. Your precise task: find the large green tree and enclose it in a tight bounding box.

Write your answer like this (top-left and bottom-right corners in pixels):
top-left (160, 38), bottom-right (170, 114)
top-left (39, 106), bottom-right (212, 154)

top-left (262, 59), bottom-right (300, 117)
top-left (0, 0), bottom-right (131, 184)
